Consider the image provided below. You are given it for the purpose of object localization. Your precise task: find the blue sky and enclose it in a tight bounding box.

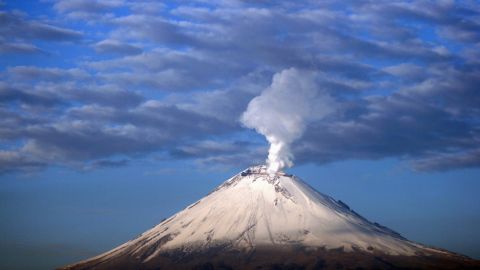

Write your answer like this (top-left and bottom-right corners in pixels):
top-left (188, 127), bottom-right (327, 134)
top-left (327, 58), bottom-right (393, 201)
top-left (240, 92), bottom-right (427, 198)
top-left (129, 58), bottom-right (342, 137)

top-left (1, 1), bottom-right (480, 269)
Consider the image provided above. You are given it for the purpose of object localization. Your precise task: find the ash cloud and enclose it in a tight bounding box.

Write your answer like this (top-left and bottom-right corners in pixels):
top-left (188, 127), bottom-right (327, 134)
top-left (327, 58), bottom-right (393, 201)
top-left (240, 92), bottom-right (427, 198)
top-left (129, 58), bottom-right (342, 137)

top-left (241, 68), bottom-right (334, 173)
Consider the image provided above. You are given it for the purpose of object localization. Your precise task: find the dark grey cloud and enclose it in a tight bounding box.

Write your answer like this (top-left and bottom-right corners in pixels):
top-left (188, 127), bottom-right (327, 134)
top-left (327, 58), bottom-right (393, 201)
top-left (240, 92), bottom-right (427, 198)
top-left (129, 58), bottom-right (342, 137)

top-left (367, 1), bottom-right (480, 43)
top-left (171, 140), bottom-right (256, 159)
top-left (0, 101), bottom-right (238, 173)
top-left (127, 1), bottom-right (165, 15)
top-left (53, 0), bottom-right (123, 14)
top-left (71, 86), bottom-right (144, 108)
top-left (413, 149), bottom-right (480, 172)
top-left (0, 80), bottom-right (143, 109)
top-left (7, 66), bottom-right (90, 82)
top-left (111, 15), bottom-right (194, 46)
top-left (87, 158), bottom-right (129, 169)
top-left (0, 10), bottom-right (82, 56)
top-left (52, 0), bottom-right (166, 20)
top-left (52, 0), bottom-right (124, 20)
top-left (169, 69), bottom-right (272, 122)
top-left (93, 39), bottom-right (142, 55)
top-left (0, 11), bottom-right (82, 41)
top-left (294, 68), bottom-right (480, 169)
top-left (87, 48), bottom-right (250, 91)
top-left (172, 139), bottom-right (267, 170)
top-left (194, 150), bottom-right (266, 171)
top-left (0, 108), bottom-right (50, 140)
top-left (0, 150), bottom-right (46, 175)
top-left (0, 40), bottom-right (43, 54)
top-left (0, 83), bottom-right (63, 107)
top-left (1, 1), bottom-right (480, 173)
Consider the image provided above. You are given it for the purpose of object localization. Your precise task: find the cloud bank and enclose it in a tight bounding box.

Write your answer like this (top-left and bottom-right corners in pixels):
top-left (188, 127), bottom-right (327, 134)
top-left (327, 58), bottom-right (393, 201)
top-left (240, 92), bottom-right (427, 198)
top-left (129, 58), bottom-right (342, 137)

top-left (1, 1), bottom-right (480, 174)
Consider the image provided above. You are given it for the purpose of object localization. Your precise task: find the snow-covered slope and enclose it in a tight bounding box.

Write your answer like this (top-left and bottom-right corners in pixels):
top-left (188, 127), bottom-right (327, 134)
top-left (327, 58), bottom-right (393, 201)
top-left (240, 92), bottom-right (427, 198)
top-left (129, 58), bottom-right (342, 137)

top-left (63, 165), bottom-right (477, 270)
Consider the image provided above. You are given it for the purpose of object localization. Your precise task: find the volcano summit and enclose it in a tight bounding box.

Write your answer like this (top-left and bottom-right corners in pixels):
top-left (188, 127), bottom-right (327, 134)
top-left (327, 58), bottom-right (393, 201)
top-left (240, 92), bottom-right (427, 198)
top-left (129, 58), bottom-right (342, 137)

top-left (62, 166), bottom-right (479, 269)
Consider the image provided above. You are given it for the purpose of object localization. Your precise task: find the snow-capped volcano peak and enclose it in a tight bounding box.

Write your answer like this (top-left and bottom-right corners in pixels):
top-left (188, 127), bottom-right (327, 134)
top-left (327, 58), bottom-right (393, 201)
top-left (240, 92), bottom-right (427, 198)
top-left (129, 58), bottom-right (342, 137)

top-left (191, 165), bottom-right (415, 255)
top-left (81, 166), bottom-right (415, 259)
top-left (63, 166), bottom-right (476, 270)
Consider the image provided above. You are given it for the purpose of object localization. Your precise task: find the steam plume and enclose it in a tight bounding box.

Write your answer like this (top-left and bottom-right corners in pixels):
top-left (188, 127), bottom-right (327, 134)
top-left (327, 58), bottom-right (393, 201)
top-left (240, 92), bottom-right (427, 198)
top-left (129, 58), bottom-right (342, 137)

top-left (241, 68), bottom-right (334, 174)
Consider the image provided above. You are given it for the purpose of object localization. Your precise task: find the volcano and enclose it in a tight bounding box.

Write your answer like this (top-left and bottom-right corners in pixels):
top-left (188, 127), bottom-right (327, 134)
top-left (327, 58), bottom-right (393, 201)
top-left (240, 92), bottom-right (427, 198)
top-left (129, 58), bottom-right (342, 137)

top-left (61, 165), bottom-right (479, 269)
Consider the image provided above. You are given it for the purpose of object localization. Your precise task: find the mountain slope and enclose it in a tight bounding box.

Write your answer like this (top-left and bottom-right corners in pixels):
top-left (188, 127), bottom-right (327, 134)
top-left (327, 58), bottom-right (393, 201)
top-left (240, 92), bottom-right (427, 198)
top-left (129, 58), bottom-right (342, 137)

top-left (61, 165), bottom-right (479, 270)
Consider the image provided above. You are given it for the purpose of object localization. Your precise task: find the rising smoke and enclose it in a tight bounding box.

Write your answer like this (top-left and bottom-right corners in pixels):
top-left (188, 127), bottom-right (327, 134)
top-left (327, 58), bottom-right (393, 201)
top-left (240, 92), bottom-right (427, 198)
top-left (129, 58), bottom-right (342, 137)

top-left (241, 68), bottom-right (334, 174)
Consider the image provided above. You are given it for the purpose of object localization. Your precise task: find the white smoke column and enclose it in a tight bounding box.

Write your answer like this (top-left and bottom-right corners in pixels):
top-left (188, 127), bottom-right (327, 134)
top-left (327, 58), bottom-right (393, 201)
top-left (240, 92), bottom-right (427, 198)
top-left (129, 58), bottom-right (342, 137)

top-left (241, 68), bottom-right (334, 174)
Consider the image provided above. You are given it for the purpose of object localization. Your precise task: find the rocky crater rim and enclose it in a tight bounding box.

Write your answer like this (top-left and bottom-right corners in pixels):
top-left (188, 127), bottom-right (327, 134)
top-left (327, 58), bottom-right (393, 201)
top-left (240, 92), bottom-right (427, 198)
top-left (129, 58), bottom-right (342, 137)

top-left (241, 165), bottom-right (292, 177)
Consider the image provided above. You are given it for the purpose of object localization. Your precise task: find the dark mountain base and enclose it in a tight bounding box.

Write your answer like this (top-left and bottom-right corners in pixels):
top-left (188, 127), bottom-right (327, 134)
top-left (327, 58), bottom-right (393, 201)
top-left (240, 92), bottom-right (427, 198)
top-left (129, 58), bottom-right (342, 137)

top-left (61, 245), bottom-right (480, 270)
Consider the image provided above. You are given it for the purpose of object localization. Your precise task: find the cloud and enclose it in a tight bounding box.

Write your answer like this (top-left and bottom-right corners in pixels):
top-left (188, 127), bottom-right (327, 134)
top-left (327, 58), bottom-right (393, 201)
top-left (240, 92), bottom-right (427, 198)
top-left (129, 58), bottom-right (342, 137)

top-left (171, 140), bottom-right (256, 159)
top-left (86, 48), bottom-right (249, 91)
top-left (172, 69), bottom-right (272, 122)
top-left (83, 158), bottom-right (130, 170)
top-left (52, 0), bottom-right (124, 20)
top-left (178, 140), bottom-right (267, 170)
top-left (0, 100), bottom-right (237, 173)
top-left (194, 151), bottom-right (265, 171)
top-left (0, 11), bottom-right (82, 41)
top-left (0, 150), bottom-right (45, 174)
top-left (0, 41), bottom-right (43, 54)
top-left (7, 66), bottom-right (90, 82)
top-left (68, 85), bottom-right (145, 108)
top-left (0, 83), bottom-right (63, 107)
top-left (413, 149), bottom-right (480, 172)
top-left (111, 15), bottom-right (194, 45)
top-left (383, 63), bottom-right (425, 82)
top-left (1, 1), bottom-right (480, 173)
top-left (0, 10), bottom-right (82, 56)
top-left (295, 82), bottom-right (479, 169)
top-left (53, 0), bottom-right (124, 14)
top-left (93, 39), bottom-right (142, 55)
